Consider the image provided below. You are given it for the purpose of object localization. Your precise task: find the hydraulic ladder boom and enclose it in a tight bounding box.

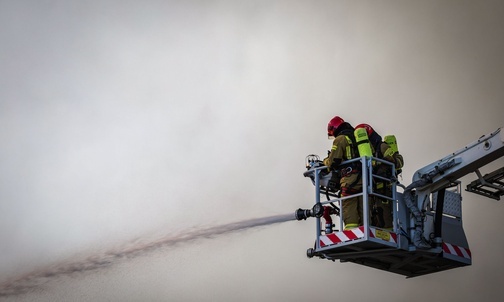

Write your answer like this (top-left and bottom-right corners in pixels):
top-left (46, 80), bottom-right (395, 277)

top-left (412, 127), bottom-right (504, 194)
top-left (404, 127), bottom-right (504, 251)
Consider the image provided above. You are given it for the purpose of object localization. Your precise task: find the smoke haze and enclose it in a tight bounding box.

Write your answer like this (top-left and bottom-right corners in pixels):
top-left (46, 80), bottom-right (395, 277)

top-left (1, 0), bottom-right (504, 301)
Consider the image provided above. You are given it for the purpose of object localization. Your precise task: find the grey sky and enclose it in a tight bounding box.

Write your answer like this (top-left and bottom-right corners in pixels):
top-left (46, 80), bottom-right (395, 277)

top-left (1, 0), bottom-right (504, 301)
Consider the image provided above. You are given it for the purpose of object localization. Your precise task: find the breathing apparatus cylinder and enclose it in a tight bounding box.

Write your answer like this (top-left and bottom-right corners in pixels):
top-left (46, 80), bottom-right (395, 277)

top-left (384, 135), bottom-right (398, 154)
top-left (354, 127), bottom-right (373, 157)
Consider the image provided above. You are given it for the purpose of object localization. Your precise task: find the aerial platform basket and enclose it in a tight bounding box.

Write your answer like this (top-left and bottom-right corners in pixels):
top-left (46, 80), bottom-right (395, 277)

top-left (295, 127), bottom-right (503, 278)
top-left (313, 225), bottom-right (471, 278)
top-left (298, 157), bottom-right (471, 278)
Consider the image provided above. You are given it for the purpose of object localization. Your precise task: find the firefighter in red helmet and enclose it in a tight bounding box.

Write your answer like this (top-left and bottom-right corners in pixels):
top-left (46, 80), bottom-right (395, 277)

top-left (354, 123), bottom-right (404, 230)
top-left (322, 116), bottom-right (363, 232)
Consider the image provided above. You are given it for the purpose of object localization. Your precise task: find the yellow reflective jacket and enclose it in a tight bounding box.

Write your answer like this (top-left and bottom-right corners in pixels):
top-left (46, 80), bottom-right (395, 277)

top-left (374, 141), bottom-right (404, 175)
top-left (323, 134), bottom-right (357, 169)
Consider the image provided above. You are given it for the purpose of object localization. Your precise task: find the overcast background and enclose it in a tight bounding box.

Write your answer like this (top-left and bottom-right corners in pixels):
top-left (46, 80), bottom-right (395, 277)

top-left (1, 0), bottom-right (504, 301)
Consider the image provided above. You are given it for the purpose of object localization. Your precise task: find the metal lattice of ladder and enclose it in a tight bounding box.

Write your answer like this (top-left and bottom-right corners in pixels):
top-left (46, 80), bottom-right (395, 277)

top-left (466, 167), bottom-right (504, 200)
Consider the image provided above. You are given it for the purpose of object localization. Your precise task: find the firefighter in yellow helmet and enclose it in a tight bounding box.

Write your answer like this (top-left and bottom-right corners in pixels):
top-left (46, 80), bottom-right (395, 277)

top-left (322, 116), bottom-right (363, 232)
top-left (355, 123), bottom-right (404, 230)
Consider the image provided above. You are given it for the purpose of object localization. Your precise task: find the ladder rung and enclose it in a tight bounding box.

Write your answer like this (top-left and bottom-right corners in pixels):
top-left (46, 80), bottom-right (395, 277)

top-left (466, 167), bottom-right (504, 200)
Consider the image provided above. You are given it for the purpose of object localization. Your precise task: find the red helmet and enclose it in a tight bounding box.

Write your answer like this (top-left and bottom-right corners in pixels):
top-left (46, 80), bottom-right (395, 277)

top-left (327, 116), bottom-right (345, 137)
top-left (355, 123), bottom-right (374, 136)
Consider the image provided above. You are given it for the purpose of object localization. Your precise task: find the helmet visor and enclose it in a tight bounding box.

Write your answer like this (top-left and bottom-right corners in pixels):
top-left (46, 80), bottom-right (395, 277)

top-left (327, 126), bottom-right (335, 139)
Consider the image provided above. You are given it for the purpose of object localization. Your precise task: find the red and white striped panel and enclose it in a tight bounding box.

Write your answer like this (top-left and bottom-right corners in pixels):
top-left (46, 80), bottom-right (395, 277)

top-left (368, 228), bottom-right (398, 244)
top-left (442, 242), bottom-right (471, 260)
top-left (319, 226), bottom-right (365, 247)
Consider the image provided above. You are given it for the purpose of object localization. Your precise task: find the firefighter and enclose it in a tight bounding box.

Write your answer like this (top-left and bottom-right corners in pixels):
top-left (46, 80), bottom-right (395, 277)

top-left (354, 123), bottom-right (404, 230)
top-left (322, 116), bottom-right (363, 232)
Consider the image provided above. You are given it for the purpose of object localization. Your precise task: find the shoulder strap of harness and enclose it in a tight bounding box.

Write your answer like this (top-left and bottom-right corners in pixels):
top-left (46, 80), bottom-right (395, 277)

top-left (340, 129), bottom-right (359, 159)
top-left (339, 129), bottom-right (362, 189)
